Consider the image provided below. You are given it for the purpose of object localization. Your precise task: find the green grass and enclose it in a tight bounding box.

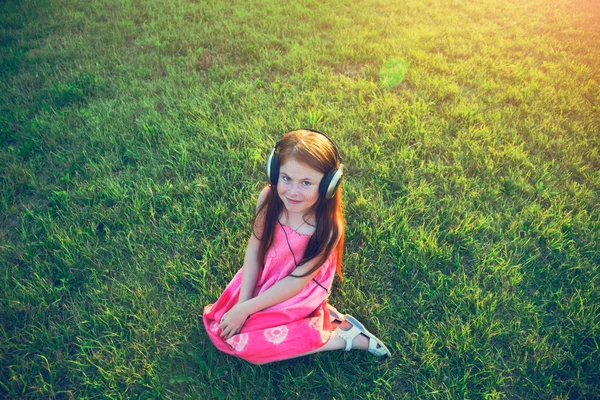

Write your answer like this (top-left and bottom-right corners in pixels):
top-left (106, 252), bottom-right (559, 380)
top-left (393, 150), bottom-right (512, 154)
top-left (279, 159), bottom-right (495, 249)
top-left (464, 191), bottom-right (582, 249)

top-left (1, 0), bottom-right (599, 398)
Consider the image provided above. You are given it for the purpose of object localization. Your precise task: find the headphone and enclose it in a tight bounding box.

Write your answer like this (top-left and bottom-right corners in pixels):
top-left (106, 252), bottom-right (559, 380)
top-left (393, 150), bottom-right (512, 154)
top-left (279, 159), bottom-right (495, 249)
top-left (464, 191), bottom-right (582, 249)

top-left (266, 128), bottom-right (344, 199)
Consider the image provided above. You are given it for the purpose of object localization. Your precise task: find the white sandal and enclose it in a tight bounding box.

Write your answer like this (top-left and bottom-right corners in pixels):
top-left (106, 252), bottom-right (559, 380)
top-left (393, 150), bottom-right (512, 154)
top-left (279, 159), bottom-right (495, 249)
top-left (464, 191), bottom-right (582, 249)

top-left (327, 303), bottom-right (346, 323)
top-left (336, 315), bottom-right (391, 357)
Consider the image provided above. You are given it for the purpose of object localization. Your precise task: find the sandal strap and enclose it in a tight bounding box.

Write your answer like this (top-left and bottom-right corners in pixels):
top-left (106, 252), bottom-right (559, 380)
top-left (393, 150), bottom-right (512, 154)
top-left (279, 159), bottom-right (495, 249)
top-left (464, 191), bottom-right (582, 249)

top-left (368, 338), bottom-right (377, 352)
top-left (345, 315), bottom-right (392, 357)
top-left (336, 325), bottom-right (361, 351)
top-left (368, 338), bottom-right (386, 356)
top-left (327, 304), bottom-right (346, 323)
top-left (369, 337), bottom-right (382, 354)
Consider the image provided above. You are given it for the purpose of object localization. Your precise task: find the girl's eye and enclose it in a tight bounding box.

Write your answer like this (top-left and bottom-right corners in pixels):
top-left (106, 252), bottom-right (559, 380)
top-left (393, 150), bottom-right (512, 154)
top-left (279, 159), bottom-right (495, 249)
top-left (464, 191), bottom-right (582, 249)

top-left (282, 176), bottom-right (290, 182)
top-left (302, 181), bottom-right (312, 186)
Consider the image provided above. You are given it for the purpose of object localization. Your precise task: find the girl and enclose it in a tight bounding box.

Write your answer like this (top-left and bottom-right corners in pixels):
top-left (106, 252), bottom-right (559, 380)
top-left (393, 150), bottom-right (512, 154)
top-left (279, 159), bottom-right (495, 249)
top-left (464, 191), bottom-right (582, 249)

top-left (203, 129), bottom-right (391, 364)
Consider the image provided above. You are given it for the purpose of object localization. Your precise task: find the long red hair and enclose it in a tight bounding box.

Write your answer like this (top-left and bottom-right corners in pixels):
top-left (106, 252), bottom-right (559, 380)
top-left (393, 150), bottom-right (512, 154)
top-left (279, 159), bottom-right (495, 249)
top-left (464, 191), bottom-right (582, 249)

top-left (253, 129), bottom-right (345, 279)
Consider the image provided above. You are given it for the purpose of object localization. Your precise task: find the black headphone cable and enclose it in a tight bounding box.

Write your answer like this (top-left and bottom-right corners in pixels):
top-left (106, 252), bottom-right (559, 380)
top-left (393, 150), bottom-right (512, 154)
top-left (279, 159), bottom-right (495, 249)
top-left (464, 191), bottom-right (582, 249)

top-left (276, 217), bottom-right (330, 294)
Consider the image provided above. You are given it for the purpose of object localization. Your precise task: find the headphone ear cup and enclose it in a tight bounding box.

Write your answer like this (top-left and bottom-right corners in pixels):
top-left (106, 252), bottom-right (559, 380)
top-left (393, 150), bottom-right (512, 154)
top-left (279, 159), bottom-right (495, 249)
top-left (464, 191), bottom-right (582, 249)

top-left (319, 167), bottom-right (341, 199)
top-left (266, 145), bottom-right (280, 185)
top-left (269, 153), bottom-right (280, 186)
top-left (319, 169), bottom-right (335, 198)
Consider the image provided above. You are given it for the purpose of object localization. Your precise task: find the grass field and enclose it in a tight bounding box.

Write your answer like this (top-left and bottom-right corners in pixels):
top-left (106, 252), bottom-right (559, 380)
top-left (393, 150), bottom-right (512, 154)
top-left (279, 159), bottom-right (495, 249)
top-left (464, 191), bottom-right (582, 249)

top-left (1, 0), bottom-right (599, 398)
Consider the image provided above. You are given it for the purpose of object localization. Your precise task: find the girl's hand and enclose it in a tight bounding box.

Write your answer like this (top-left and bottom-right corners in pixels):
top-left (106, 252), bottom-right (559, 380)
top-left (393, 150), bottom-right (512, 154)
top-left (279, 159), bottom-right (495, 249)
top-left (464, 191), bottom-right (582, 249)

top-left (219, 303), bottom-right (250, 340)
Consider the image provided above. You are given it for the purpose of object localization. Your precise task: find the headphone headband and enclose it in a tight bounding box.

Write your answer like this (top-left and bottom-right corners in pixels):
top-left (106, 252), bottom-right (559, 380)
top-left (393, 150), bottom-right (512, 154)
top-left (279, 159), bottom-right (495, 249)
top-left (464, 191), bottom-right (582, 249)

top-left (299, 127), bottom-right (343, 164)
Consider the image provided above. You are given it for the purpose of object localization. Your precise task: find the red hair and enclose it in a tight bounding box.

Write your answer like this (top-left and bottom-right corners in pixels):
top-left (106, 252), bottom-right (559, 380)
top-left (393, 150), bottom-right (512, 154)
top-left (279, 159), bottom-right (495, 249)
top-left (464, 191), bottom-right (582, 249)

top-left (253, 129), bottom-right (345, 279)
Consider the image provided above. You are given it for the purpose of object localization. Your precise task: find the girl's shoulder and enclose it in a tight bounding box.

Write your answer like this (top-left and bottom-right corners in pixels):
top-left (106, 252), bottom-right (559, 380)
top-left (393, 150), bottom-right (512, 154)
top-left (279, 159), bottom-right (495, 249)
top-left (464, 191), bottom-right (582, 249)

top-left (252, 186), bottom-right (271, 236)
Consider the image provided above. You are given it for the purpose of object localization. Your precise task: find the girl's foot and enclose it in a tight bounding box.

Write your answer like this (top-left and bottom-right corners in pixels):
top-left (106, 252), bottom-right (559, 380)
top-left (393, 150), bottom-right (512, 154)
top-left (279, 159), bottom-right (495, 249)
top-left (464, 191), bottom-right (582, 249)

top-left (337, 320), bottom-right (370, 350)
top-left (335, 315), bottom-right (391, 357)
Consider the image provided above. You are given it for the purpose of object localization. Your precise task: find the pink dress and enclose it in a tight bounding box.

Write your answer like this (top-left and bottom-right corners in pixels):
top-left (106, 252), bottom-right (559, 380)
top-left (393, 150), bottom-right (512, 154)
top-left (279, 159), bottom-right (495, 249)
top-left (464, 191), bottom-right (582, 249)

top-left (203, 222), bottom-right (336, 364)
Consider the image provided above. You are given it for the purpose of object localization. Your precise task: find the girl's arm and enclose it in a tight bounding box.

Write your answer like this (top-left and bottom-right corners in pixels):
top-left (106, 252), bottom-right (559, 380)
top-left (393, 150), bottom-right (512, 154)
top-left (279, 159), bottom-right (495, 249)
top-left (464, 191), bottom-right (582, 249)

top-left (236, 186), bottom-right (270, 304)
top-left (236, 231), bottom-right (261, 304)
top-left (241, 224), bottom-right (340, 315)
top-left (240, 262), bottom-right (322, 314)
top-left (219, 244), bottom-right (334, 339)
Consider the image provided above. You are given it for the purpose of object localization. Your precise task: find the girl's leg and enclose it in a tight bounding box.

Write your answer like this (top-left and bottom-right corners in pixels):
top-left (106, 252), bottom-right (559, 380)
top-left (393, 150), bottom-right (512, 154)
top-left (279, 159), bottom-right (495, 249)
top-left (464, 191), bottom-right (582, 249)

top-left (253, 321), bottom-right (371, 364)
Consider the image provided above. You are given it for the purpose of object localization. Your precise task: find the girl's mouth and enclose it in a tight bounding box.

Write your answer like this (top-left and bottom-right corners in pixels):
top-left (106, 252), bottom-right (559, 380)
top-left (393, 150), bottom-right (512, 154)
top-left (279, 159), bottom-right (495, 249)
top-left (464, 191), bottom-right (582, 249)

top-left (287, 198), bottom-right (302, 204)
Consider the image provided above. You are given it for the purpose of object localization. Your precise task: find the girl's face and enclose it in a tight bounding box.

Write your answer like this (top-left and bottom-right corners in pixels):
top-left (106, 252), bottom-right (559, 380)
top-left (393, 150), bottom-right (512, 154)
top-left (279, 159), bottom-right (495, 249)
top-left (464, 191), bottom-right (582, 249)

top-left (277, 158), bottom-right (324, 215)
